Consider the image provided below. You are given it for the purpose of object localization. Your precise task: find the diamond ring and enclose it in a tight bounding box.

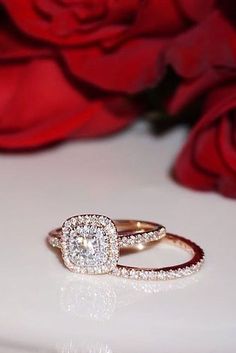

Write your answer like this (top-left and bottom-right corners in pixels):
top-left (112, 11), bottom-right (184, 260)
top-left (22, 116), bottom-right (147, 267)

top-left (47, 214), bottom-right (204, 280)
top-left (48, 214), bottom-right (166, 274)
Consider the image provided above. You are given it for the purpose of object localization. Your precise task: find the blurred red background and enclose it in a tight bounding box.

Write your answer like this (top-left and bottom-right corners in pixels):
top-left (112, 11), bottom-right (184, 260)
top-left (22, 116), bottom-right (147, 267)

top-left (0, 0), bottom-right (235, 197)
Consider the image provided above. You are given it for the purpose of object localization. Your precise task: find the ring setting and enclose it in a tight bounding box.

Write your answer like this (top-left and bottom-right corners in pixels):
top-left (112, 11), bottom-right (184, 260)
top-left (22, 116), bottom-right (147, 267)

top-left (61, 215), bottom-right (119, 274)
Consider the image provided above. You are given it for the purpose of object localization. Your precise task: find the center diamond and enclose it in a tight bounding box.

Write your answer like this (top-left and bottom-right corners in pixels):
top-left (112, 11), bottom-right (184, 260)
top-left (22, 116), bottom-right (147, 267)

top-left (68, 225), bottom-right (108, 266)
top-left (61, 215), bottom-right (119, 274)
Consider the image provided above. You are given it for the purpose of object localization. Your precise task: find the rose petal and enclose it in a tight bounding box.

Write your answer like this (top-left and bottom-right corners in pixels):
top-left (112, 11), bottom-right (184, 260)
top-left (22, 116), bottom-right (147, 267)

top-left (218, 114), bottom-right (236, 173)
top-left (194, 122), bottom-right (225, 175)
top-left (167, 70), bottom-right (220, 115)
top-left (1, 0), bottom-right (127, 45)
top-left (0, 16), bottom-right (51, 60)
top-left (62, 38), bottom-right (166, 93)
top-left (177, 0), bottom-right (215, 22)
top-left (166, 11), bottom-right (236, 79)
top-left (129, 0), bottom-right (189, 36)
top-left (174, 83), bottom-right (236, 197)
top-left (0, 59), bottom-right (138, 149)
top-left (174, 135), bottom-right (216, 190)
top-left (217, 175), bottom-right (236, 198)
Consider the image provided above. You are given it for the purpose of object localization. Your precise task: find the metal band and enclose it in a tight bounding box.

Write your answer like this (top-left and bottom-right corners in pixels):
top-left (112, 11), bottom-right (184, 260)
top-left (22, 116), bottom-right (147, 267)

top-left (113, 233), bottom-right (205, 280)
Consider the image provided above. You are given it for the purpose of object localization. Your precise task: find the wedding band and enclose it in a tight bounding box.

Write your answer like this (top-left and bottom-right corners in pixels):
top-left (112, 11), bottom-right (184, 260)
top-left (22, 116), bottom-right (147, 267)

top-left (113, 233), bottom-right (204, 280)
top-left (47, 214), bottom-right (204, 280)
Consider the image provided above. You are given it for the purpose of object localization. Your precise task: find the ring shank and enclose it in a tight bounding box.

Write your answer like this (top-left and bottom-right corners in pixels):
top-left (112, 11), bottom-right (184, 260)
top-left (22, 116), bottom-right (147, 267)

top-left (113, 233), bottom-right (205, 280)
top-left (114, 220), bottom-right (159, 234)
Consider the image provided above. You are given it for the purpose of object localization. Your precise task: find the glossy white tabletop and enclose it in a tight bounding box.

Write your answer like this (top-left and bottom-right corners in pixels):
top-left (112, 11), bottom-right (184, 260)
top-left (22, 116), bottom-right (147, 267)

top-left (0, 123), bottom-right (235, 353)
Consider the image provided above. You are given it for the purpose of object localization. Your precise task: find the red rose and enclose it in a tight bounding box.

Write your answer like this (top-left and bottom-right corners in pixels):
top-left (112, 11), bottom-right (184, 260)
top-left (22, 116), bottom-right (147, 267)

top-left (0, 0), bottom-right (214, 149)
top-left (0, 59), bottom-right (141, 149)
top-left (174, 84), bottom-right (236, 198)
top-left (163, 7), bottom-right (236, 197)
top-left (165, 9), bottom-right (236, 114)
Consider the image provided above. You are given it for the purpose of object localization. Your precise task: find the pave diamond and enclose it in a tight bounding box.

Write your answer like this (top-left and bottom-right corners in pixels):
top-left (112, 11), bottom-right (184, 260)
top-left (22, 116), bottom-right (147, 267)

top-left (61, 215), bottom-right (119, 274)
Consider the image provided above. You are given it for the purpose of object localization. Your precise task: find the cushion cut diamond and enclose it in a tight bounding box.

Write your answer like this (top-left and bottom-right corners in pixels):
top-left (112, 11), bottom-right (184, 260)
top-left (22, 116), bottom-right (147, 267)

top-left (61, 215), bottom-right (119, 274)
top-left (68, 226), bottom-right (108, 266)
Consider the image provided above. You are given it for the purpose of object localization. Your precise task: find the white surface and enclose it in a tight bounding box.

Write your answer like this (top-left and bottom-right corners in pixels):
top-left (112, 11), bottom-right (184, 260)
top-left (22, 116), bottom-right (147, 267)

top-left (0, 122), bottom-right (235, 353)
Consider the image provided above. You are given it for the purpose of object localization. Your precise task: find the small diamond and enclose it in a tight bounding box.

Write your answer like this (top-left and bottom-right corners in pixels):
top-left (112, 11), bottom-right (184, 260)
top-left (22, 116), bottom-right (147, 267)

top-left (71, 217), bottom-right (77, 226)
top-left (130, 269), bottom-right (136, 279)
top-left (157, 271), bottom-right (166, 280)
top-left (121, 268), bottom-right (128, 277)
top-left (62, 226), bottom-right (70, 234)
top-left (121, 237), bottom-right (127, 245)
top-left (65, 220), bottom-right (71, 228)
top-left (50, 237), bottom-right (60, 248)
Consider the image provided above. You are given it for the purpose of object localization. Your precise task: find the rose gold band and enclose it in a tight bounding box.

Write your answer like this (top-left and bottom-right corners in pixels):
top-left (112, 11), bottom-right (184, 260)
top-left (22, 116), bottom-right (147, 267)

top-left (113, 233), bottom-right (205, 280)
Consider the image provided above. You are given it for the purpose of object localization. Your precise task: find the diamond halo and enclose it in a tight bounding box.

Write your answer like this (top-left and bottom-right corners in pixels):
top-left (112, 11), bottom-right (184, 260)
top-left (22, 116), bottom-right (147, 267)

top-left (61, 214), bottom-right (119, 274)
